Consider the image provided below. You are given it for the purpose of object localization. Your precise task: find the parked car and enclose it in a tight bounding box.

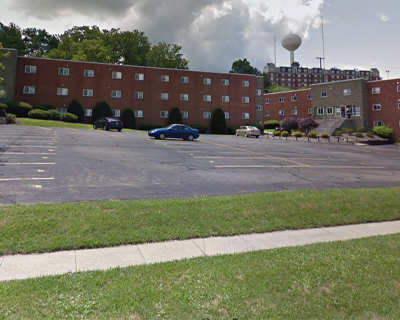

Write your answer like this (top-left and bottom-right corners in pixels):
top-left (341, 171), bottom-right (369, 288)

top-left (93, 117), bottom-right (123, 131)
top-left (148, 124), bottom-right (200, 141)
top-left (235, 126), bottom-right (261, 138)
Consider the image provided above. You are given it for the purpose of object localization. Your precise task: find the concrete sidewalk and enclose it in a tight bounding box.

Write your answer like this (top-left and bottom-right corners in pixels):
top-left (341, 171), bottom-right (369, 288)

top-left (1, 220), bottom-right (400, 282)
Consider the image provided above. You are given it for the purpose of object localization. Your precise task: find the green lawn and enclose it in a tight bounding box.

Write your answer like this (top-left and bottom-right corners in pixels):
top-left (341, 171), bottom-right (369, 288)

top-left (1, 234), bottom-right (399, 319)
top-left (1, 188), bottom-right (400, 255)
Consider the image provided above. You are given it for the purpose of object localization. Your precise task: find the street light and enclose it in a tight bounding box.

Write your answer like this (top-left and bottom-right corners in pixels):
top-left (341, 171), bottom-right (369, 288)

top-left (386, 70), bottom-right (390, 79)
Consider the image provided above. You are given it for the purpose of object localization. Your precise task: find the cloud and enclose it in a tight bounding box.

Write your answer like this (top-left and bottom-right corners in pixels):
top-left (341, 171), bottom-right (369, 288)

top-left (378, 13), bottom-right (390, 22)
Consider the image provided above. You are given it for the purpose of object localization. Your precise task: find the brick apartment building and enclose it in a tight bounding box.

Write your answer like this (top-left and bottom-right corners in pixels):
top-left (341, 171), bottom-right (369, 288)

top-left (264, 78), bottom-right (400, 143)
top-left (0, 49), bottom-right (264, 128)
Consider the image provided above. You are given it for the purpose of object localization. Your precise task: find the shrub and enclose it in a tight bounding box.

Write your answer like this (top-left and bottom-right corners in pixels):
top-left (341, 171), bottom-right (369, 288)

top-left (6, 113), bottom-right (16, 124)
top-left (281, 131), bottom-right (289, 137)
top-left (0, 103), bottom-right (7, 115)
top-left (294, 131), bottom-right (303, 138)
top-left (60, 112), bottom-right (78, 123)
top-left (33, 104), bottom-right (56, 111)
top-left (273, 130), bottom-right (280, 136)
top-left (228, 125), bottom-right (240, 135)
top-left (334, 130), bottom-right (342, 136)
top-left (372, 124), bottom-right (393, 139)
top-left (264, 120), bottom-right (280, 130)
top-left (367, 132), bottom-right (375, 138)
top-left (168, 107), bottom-right (183, 125)
top-left (355, 133), bottom-right (364, 138)
top-left (140, 123), bottom-right (163, 131)
top-left (68, 100), bottom-right (84, 123)
top-left (342, 127), bottom-right (354, 134)
top-left (189, 124), bottom-right (208, 134)
top-left (246, 122), bottom-right (263, 134)
top-left (357, 127), bottom-right (365, 133)
top-left (92, 101), bottom-right (113, 122)
top-left (211, 108), bottom-right (227, 134)
top-left (321, 133), bottom-right (330, 139)
top-left (298, 117), bottom-right (319, 136)
top-left (308, 131), bottom-right (317, 138)
top-left (280, 117), bottom-right (299, 132)
top-left (28, 109), bottom-right (48, 119)
top-left (121, 108), bottom-right (136, 129)
top-left (6, 101), bottom-right (33, 117)
top-left (47, 109), bottom-right (61, 120)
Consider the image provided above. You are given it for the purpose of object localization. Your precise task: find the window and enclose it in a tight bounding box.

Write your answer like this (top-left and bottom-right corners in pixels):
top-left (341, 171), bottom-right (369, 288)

top-left (279, 97), bottom-right (284, 103)
top-left (160, 111), bottom-right (169, 118)
top-left (161, 93), bottom-right (169, 101)
top-left (58, 68), bottom-right (69, 76)
top-left (203, 112), bottom-right (211, 119)
top-left (327, 107), bottom-right (333, 115)
top-left (57, 88), bottom-right (68, 96)
top-left (397, 84), bottom-right (400, 92)
top-left (203, 95), bottom-right (212, 102)
top-left (84, 70), bottom-right (94, 77)
top-left (279, 110), bottom-right (284, 116)
top-left (265, 98), bottom-right (269, 104)
top-left (373, 104), bottom-right (381, 111)
top-left (203, 78), bottom-right (211, 85)
top-left (181, 111), bottom-right (189, 119)
top-left (161, 75), bottom-right (169, 82)
top-left (256, 89), bottom-right (262, 96)
top-left (224, 112), bottom-right (229, 119)
top-left (25, 65), bottom-right (37, 73)
top-left (372, 87), bottom-right (380, 94)
top-left (374, 120), bottom-right (382, 127)
top-left (111, 90), bottom-right (121, 98)
top-left (242, 80), bottom-right (249, 87)
top-left (398, 102), bottom-right (400, 109)
top-left (112, 110), bottom-right (121, 117)
top-left (291, 109), bottom-right (298, 115)
top-left (56, 108), bottom-right (67, 114)
top-left (344, 89), bottom-right (351, 96)
top-left (242, 113), bottom-right (250, 119)
top-left (265, 111), bottom-right (270, 117)
top-left (135, 73), bottom-right (144, 81)
top-left (23, 86), bottom-right (35, 94)
top-left (242, 96), bottom-right (249, 103)
top-left (222, 79), bottom-right (229, 86)
top-left (222, 95), bottom-right (229, 102)
top-left (135, 92), bottom-right (143, 99)
top-left (84, 109), bottom-right (92, 117)
top-left (317, 107), bottom-right (324, 115)
top-left (291, 95), bottom-right (297, 102)
top-left (83, 89), bottom-right (93, 97)
top-left (112, 71), bottom-right (122, 79)
top-left (307, 94), bottom-right (312, 100)
top-left (321, 91), bottom-right (327, 98)
top-left (256, 105), bottom-right (262, 112)
top-left (180, 94), bottom-right (189, 101)
top-left (180, 76), bottom-right (189, 83)
top-left (135, 110), bottom-right (143, 118)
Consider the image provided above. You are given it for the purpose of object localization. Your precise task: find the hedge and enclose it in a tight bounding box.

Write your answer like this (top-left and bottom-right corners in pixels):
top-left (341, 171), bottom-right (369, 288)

top-left (60, 112), bottom-right (78, 123)
top-left (140, 124), bottom-right (163, 131)
top-left (189, 124), bottom-right (208, 134)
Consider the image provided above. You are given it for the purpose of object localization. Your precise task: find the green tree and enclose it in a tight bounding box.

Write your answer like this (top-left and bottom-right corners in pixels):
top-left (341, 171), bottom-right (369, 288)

top-left (92, 101), bottom-right (113, 122)
top-left (210, 108), bottom-right (227, 134)
top-left (147, 42), bottom-right (189, 69)
top-left (121, 108), bottom-right (136, 129)
top-left (230, 58), bottom-right (261, 75)
top-left (291, 61), bottom-right (300, 68)
top-left (0, 22), bottom-right (26, 55)
top-left (263, 72), bottom-right (272, 92)
top-left (63, 25), bottom-right (103, 43)
top-left (72, 39), bottom-right (111, 63)
top-left (168, 107), bottom-right (183, 125)
top-left (0, 43), bottom-right (10, 98)
top-left (68, 99), bottom-right (84, 123)
top-left (22, 28), bottom-right (60, 57)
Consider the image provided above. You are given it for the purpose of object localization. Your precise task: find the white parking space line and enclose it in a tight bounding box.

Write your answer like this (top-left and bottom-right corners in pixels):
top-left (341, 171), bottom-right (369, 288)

top-left (1, 153), bottom-right (57, 155)
top-left (0, 177), bottom-right (55, 181)
top-left (5, 146), bottom-right (58, 148)
top-left (216, 165), bottom-right (384, 169)
top-left (0, 163), bottom-right (56, 165)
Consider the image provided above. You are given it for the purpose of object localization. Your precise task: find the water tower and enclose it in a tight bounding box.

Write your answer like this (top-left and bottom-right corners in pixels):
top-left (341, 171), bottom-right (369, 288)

top-left (281, 32), bottom-right (302, 66)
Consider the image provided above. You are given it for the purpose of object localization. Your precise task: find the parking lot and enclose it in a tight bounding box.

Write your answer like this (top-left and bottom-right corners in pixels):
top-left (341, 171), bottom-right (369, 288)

top-left (1, 125), bottom-right (400, 205)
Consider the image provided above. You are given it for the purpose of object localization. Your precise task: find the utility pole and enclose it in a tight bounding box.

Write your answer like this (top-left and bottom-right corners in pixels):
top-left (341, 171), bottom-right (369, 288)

top-left (316, 57), bottom-right (325, 83)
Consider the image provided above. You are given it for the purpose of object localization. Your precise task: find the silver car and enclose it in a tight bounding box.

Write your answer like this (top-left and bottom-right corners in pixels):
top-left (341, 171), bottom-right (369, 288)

top-left (235, 126), bottom-right (261, 138)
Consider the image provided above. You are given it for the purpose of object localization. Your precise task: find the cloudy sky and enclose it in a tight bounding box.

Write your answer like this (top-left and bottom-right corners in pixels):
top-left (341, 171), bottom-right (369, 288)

top-left (1, 0), bottom-right (399, 78)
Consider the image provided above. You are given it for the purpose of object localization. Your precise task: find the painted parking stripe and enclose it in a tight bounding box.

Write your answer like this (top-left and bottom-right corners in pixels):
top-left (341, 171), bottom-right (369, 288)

top-left (215, 165), bottom-right (385, 169)
top-left (194, 156), bottom-right (349, 161)
top-left (5, 145), bottom-right (58, 148)
top-left (0, 163), bottom-right (56, 165)
top-left (0, 177), bottom-right (55, 181)
top-left (1, 152), bottom-right (57, 155)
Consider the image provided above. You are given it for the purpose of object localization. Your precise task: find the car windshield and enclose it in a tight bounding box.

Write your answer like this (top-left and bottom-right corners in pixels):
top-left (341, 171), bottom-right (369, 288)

top-left (249, 126), bottom-right (258, 130)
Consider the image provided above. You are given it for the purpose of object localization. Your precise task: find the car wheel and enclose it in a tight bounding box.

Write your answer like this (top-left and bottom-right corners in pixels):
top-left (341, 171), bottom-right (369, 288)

top-left (235, 132), bottom-right (239, 136)
top-left (103, 125), bottom-right (109, 131)
top-left (118, 129), bottom-right (122, 132)
top-left (244, 132), bottom-right (248, 138)
top-left (187, 134), bottom-right (194, 141)
top-left (93, 124), bottom-right (97, 129)
top-left (159, 133), bottom-right (166, 140)
top-left (256, 135), bottom-right (259, 138)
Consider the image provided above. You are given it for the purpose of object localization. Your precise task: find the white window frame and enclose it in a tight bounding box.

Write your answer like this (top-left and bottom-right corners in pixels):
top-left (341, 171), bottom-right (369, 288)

top-left (83, 89), bottom-right (93, 97)
top-left (278, 97), bottom-right (284, 103)
top-left (203, 78), bottom-right (211, 85)
top-left (344, 89), bottom-right (351, 96)
top-left (256, 105), bottom-right (262, 112)
top-left (242, 112), bottom-right (250, 119)
top-left (58, 68), bottom-right (69, 76)
top-left (317, 107), bottom-right (324, 115)
top-left (56, 108), bottom-right (67, 114)
top-left (25, 65), bottom-right (37, 74)
top-left (327, 107), bottom-right (334, 115)
top-left (180, 94), bottom-right (189, 101)
top-left (112, 71), bottom-right (122, 79)
top-left (397, 84), bottom-right (400, 92)
top-left (111, 90), bottom-right (121, 98)
top-left (256, 89), bottom-right (262, 96)
top-left (203, 95), bottom-right (212, 102)
top-left (291, 96), bottom-right (297, 102)
top-left (308, 108), bottom-right (313, 115)
top-left (181, 111), bottom-right (189, 119)
top-left (23, 86), bottom-right (35, 94)
top-left (279, 110), bottom-right (284, 116)
top-left (112, 110), bottom-right (121, 118)
top-left (161, 93), bottom-right (169, 101)
top-left (135, 92), bottom-right (144, 99)
top-left (373, 104), bottom-right (381, 111)
top-left (180, 76), bottom-right (189, 84)
top-left (135, 110), bottom-right (143, 118)
top-left (84, 109), bottom-right (92, 117)
top-left (203, 112), bottom-right (211, 119)
top-left (135, 73), bottom-right (144, 81)
top-left (372, 87), bottom-right (380, 94)
top-left (242, 96), bottom-right (249, 103)
top-left (265, 98), bottom-right (269, 104)
top-left (222, 79), bottom-right (229, 86)
top-left (57, 88), bottom-right (68, 96)
top-left (398, 102), bottom-right (400, 109)
top-left (222, 95), bottom-right (229, 102)
top-left (84, 69), bottom-right (94, 77)
top-left (242, 80), bottom-right (249, 87)
top-left (321, 91), bottom-right (327, 98)
top-left (224, 112), bottom-right (229, 119)
top-left (291, 109), bottom-right (298, 115)
top-left (307, 94), bottom-right (312, 100)
top-left (161, 75), bottom-right (169, 82)
top-left (160, 111), bottom-right (169, 118)
top-left (373, 120), bottom-right (382, 127)
top-left (265, 111), bottom-right (270, 117)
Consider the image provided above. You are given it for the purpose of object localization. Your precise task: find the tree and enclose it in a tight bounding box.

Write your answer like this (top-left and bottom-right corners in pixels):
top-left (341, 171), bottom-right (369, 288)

top-left (298, 117), bottom-right (319, 136)
top-left (230, 58), bottom-right (261, 75)
top-left (291, 61), bottom-right (300, 68)
top-left (121, 108), bottom-right (136, 129)
top-left (22, 28), bottom-right (60, 57)
top-left (280, 118), bottom-right (299, 133)
top-left (0, 43), bottom-right (10, 98)
top-left (263, 72), bottom-right (272, 92)
top-left (92, 101), bottom-right (113, 122)
top-left (0, 23), bottom-right (26, 55)
top-left (210, 108), bottom-right (227, 134)
top-left (68, 99), bottom-right (84, 123)
top-left (168, 107), bottom-right (183, 125)
top-left (146, 42), bottom-right (189, 70)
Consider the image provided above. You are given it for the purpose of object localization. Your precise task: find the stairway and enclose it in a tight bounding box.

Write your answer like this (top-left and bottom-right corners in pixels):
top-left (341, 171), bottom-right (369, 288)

top-left (314, 118), bottom-right (347, 136)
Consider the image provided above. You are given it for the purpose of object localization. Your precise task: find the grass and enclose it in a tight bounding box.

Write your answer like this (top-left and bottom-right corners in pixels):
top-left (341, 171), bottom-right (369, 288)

top-left (1, 233), bottom-right (399, 319)
top-left (1, 187), bottom-right (400, 255)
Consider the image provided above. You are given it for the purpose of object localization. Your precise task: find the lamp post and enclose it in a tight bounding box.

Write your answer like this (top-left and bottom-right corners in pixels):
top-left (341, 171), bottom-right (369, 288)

top-left (386, 70), bottom-right (390, 79)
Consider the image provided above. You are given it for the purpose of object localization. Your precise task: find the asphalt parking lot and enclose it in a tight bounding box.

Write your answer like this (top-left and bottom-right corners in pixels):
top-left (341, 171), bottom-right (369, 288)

top-left (1, 125), bottom-right (400, 205)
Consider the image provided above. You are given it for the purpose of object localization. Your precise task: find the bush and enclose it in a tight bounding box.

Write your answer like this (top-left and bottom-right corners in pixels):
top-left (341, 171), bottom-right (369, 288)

top-left (298, 117), bottom-right (319, 136)
top-left (189, 124), bottom-right (208, 134)
top-left (334, 130), bottom-right (342, 136)
top-left (68, 100), bottom-right (84, 123)
top-left (264, 120), bottom-right (280, 130)
top-left (47, 109), bottom-right (61, 120)
top-left (280, 117), bottom-right (299, 133)
top-left (273, 130), bottom-right (280, 136)
top-left (6, 113), bottom-right (16, 124)
top-left (321, 133), bottom-right (330, 139)
top-left (367, 131), bottom-right (375, 138)
top-left (6, 101), bottom-right (33, 117)
top-left (121, 108), bottom-right (136, 129)
top-left (342, 128), bottom-right (354, 134)
top-left (60, 112), bottom-right (78, 123)
top-left (92, 101), bottom-right (113, 122)
top-left (140, 123), bottom-right (163, 131)
top-left (168, 107), bottom-right (183, 125)
top-left (246, 122), bottom-right (263, 134)
top-left (33, 104), bottom-right (56, 111)
top-left (294, 131), bottom-right (303, 138)
top-left (211, 108), bottom-right (227, 134)
top-left (355, 133), bottom-right (364, 138)
top-left (28, 109), bottom-right (48, 119)
top-left (372, 124), bottom-right (393, 139)
top-left (281, 131), bottom-right (289, 137)
top-left (357, 127), bottom-right (365, 133)
top-left (309, 131), bottom-right (317, 138)
top-left (0, 103), bottom-right (8, 115)
top-left (228, 125), bottom-right (240, 135)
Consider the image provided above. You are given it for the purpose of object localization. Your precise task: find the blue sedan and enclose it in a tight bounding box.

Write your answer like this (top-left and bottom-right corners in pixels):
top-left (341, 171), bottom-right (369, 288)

top-left (148, 124), bottom-right (200, 141)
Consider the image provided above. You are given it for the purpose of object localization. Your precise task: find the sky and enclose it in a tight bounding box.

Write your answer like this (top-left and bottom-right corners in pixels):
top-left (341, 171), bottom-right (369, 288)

top-left (1, 0), bottom-right (400, 79)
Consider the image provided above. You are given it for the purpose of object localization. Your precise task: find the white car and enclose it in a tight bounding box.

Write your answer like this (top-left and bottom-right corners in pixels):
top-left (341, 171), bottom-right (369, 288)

top-left (235, 126), bottom-right (261, 138)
